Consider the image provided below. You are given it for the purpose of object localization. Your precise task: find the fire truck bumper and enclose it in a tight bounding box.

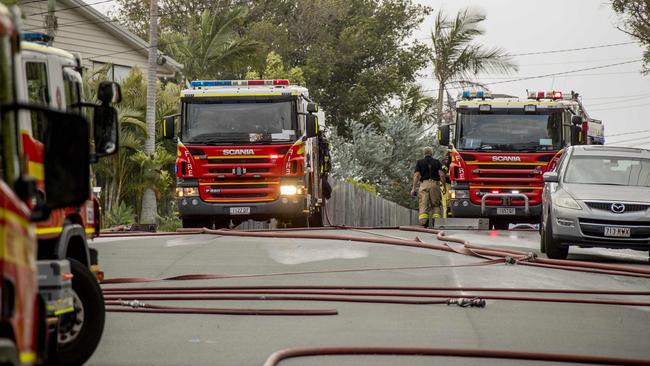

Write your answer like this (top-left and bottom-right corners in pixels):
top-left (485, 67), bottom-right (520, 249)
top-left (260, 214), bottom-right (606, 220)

top-left (177, 197), bottom-right (305, 220)
top-left (450, 199), bottom-right (542, 219)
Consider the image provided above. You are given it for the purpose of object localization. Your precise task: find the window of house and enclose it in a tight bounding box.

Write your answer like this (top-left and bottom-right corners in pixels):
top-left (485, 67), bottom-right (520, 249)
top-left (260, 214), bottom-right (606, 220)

top-left (93, 61), bottom-right (131, 81)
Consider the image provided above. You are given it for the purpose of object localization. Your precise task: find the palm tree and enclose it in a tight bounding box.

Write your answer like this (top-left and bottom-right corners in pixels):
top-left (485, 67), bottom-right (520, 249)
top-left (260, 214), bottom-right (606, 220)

top-left (141, 0), bottom-right (159, 225)
top-left (163, 8), bottom-right (258, 80)
top-left (430, 8), bottom-right (518, 122)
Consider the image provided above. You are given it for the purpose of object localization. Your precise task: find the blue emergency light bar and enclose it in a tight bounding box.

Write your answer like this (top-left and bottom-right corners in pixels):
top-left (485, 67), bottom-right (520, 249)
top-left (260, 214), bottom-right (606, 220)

top-left (20, 32), bottom-right (53, 44)
top-left (190, 79), bottom-right (290, 88)
top-left (460, 89), bottom-right (492, 100)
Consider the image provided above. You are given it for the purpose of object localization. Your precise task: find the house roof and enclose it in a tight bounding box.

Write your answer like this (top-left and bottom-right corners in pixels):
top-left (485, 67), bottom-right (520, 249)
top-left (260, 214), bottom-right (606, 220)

top-left (66, 0), bottom-right (183, 72)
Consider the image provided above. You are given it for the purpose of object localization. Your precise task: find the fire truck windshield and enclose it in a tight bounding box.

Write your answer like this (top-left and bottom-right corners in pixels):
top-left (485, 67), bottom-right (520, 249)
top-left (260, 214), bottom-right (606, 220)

top-left (457, 109), bottom-right (562, 152)
top-left (183, 100), bottom-right (297, 144)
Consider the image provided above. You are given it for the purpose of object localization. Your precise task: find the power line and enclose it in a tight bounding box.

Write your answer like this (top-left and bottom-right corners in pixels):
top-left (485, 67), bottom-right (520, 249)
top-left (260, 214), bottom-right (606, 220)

top-left (606, 134), bottom-right (650, 144)
top-left (26, 0), bottom-right (115, 17)
top-left (415, 39), bottom-right (637, 56)
top-left (606, 129), bottom-right (650, 138)
top-left (586, 95), bottom-right (650, 107)
top-left (482, 59), bottom-right (643, 86)
top-left (589, 102), bottom-right (650, 112)
top-left (506, 42), bottom-right (638, 57)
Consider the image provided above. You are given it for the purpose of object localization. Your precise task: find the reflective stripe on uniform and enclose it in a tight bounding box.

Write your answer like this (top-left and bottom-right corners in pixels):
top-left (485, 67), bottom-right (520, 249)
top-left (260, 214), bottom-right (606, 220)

top-left (418, 213), bottom-right (429, 219)
top-left (432, 214), bottom-right (441, 219)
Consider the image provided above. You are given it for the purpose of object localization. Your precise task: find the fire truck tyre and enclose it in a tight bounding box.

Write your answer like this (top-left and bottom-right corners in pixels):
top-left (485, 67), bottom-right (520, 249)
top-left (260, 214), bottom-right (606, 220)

top-left (49, 259), bottom-right (104, 366)
top-left (544, 216), bottom-right (568, 260)
top-left (0, 339), bottom-right (19, 366)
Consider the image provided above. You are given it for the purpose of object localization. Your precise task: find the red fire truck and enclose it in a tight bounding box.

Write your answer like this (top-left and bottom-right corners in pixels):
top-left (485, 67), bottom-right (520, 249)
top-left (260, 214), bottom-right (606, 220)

top-left (163, 79), bottom-right (330, 228)
top-left (0, 5), bottom-right (117, 365)
top-left (15, 35), bottom-right (120, 365)
top-left (439, 90), bottom-right (604, 229)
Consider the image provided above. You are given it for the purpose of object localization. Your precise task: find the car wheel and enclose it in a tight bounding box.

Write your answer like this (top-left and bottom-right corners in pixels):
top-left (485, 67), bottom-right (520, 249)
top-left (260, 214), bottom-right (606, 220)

top-left (544, 215), bottom-right (568, 260)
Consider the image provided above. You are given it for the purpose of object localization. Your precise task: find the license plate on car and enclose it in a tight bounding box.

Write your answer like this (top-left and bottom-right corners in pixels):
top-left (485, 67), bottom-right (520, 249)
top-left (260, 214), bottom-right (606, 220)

top-left (496, 208), bottom-right (516, 215)
top-left (229, 207), bottom-right (250, 215)
top-left (604, 227), bottom-right (631, 237)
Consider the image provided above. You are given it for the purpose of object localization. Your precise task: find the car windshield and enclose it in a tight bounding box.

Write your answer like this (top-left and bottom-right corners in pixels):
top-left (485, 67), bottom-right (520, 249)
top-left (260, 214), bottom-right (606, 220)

top-left (183, 101), bottom-right (297, 144)
top-left (564, 156), bottom-right (650, 186)
top-left (457, 110), bottom-right (562, 151)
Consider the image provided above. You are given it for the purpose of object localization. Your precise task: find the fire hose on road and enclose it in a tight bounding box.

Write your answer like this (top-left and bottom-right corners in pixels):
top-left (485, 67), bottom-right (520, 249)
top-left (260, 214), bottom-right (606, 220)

top-left (101, 226), bottom-right (650, 314)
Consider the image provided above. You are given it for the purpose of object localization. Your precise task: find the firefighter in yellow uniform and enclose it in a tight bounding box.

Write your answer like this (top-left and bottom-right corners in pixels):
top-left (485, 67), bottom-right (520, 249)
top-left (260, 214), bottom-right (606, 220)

top-left (411, 147), bottom-right (446, 227)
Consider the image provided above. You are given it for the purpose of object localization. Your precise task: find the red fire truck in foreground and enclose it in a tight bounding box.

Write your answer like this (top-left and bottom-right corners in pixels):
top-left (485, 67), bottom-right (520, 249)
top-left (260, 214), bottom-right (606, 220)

top-left (440, 90), bottom-right (604, 229)
top-left (164, 79), bottom-right (330, 228)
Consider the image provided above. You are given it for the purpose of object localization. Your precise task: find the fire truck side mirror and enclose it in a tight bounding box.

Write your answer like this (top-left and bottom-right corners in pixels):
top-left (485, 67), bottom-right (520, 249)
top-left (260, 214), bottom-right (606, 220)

top-left (571, 115), bottom-right (582, 126)
top-left (438, 124), bottom-right (450, 146)
top-left (97, 81), bottom-right (122, 105)
top-left (306, 114), bottom-right (318, 138)
top-left (163, 115), bottom-right (176, 139)
top-left (307, 103), bottom-right (318, 113)
top-left (43, 108), bottom-right (91, 210)
top-left (93, 105), bottom-right (119, 159)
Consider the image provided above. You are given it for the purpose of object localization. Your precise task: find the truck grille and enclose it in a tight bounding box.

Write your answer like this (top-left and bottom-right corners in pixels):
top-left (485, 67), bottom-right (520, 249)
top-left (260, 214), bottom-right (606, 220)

top-left (585, 202), bottom-right (650, 213)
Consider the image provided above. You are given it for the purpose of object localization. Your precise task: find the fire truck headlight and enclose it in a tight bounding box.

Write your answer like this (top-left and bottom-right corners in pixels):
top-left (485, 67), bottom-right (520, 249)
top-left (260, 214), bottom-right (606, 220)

top-left (176, 187), bottom-right (199, 197)
top-left (280, 185), bottom-right (298, 196)
top-left (450, 190), bottom-right (469, 199)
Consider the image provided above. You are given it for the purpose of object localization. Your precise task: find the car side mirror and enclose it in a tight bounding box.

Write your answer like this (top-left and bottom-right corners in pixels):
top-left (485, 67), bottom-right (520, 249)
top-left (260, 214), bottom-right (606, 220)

top-left (97, 81), bottom-right (122, 105)
top-left (305, 114), bottom-right (318, 138)
top-left (92, 105), bottom-right (119, 159)
top-left (163, 115), bottom-right (177, 139)
top-left (307, 102), bottom-right (318, 113)
top-left (543, 171), bottom-right (559, 183)
top-left (438, 124), bottom-right (450, 146)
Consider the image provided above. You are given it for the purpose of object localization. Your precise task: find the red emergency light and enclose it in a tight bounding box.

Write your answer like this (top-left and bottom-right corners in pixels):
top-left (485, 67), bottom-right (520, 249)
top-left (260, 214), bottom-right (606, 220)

top-left (528, 90), bottom-right (564, 100)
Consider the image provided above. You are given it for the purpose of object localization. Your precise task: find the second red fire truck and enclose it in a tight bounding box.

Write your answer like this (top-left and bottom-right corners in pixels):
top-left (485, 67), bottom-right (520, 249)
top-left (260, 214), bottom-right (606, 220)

top-left (440, 90), bottom-right (604, 229)
top-left (164, 79), bottom-right (330, 228)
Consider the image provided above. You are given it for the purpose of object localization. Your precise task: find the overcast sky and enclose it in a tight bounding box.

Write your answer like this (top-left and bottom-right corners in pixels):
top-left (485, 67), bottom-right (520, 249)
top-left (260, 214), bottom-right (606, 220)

top-left (414, 0), bottom-right (649, 148)
top-left (93, 0), bottom-right (648, 147)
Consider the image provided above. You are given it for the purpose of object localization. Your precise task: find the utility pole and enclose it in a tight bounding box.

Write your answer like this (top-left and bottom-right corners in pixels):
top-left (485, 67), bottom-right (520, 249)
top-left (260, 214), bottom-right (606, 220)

top-left (45, 0), bottom-right (57, 45)
top-left (141, 0), bottom-right (158, 225)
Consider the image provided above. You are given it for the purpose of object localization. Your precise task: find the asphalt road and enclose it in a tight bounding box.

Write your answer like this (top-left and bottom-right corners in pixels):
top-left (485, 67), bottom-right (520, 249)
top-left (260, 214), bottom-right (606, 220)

top-left (87, 228), bottom-right (650, 366)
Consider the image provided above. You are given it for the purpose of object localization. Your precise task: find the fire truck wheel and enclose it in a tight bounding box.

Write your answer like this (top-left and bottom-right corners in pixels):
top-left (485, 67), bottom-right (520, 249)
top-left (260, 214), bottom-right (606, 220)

top-left (490, 218), bottom-right (510, 230)
top-left (543, 216), bottom-right (568, 260)
top-left (48, 259), bottom-right (105, 366)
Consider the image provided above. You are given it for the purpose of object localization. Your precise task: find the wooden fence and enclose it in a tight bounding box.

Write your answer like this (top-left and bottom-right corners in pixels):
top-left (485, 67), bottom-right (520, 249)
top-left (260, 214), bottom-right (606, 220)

top-left (239, 179), bottom-right (417, 229)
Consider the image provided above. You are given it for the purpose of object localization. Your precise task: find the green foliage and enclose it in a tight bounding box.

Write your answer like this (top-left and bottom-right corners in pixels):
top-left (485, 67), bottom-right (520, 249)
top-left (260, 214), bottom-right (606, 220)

top-left (612, 0), bottom-right (650, 73)
top-left (162, 8), bottom-right (259, 80)
top-left (430, 8), bottom-right (518, 119)
top-left (114, 0), bottom-right (431, 136)
top-left (157, 213), bottom-right (181, 232)
top-left (345, 177), bottom-right (377, 194)
top-left (245, 51), bottom-right (306, 85)
top-left (330, 112), bottom-right (435, 208)
top-left (104, 201), bottom-right (136, 228)
top-left (88, 67), bottom-right (180, 225)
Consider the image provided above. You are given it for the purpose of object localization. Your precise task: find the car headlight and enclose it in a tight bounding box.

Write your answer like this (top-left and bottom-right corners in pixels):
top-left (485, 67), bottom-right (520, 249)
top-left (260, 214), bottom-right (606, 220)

top-left (450, 190), bottom-right (469, 199)
top-left (280, 185), bottom-right (298, 195)
top-left (176, 187), bottom-right (199, 197)
top-left (553, 190), bottom-right (581, 210)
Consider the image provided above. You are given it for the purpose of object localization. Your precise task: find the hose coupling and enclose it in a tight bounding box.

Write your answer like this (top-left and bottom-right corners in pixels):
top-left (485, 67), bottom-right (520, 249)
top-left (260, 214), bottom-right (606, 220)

top-left (447, 297), bottom-right (486, 308)
top-left (121, 300), bottom-right (146, 308)
top-left (504, 256), bottom-right (516, 265)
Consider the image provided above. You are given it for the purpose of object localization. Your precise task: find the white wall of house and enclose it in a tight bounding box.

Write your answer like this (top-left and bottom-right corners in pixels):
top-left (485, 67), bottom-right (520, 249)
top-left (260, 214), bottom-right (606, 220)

top-left (18, 0), bottom-right (179, 78)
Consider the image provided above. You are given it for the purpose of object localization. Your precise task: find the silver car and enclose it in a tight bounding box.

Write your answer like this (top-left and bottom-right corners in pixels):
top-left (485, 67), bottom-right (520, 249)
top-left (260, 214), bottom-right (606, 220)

top-left (541, 145), bottom-right (650, 259)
